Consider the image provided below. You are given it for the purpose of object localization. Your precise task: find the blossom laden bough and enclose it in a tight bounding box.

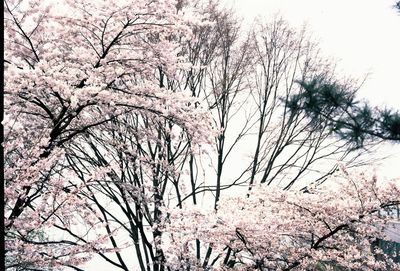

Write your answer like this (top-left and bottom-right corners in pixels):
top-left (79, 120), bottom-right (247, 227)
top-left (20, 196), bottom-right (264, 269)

top-left (164, 169), bottom-right (400, 270)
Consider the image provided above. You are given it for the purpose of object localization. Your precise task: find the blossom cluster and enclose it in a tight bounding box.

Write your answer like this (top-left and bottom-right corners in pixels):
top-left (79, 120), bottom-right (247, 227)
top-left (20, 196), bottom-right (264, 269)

top-left (164, 170), bottom-right (400, 270)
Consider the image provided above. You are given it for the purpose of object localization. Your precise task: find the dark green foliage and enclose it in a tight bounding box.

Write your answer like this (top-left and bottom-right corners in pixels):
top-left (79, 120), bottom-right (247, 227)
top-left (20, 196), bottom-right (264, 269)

top-left (287, 77), bottom-right (400, 148)
top-left (373, 239), bottom-right (400, 264)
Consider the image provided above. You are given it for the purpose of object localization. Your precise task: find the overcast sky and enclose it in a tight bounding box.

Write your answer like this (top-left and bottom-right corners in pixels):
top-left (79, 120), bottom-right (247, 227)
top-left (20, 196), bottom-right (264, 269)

top-left (222, 0), bottom-right (400, 179)
top-left (224, 0), bottom-right (400, 107)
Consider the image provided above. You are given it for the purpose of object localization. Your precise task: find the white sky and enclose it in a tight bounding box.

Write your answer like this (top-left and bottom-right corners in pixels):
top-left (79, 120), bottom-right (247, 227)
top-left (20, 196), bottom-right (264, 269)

top-left (222, 0), bottom-right (400, 179)
top-left (224, 0), bottom-right (400, 108)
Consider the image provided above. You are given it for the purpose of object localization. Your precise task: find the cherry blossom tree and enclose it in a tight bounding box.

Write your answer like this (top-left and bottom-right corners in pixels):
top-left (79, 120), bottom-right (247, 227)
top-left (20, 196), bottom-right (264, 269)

top-left (163, 168), bottom-right (400, 270)
top-left (4, 0), bottom-right (212, 269)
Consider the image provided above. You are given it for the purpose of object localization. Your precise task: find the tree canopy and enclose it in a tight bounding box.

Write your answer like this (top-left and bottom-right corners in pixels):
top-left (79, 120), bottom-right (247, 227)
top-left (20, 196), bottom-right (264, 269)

top-left (3, 0), bottom-right (399, 270)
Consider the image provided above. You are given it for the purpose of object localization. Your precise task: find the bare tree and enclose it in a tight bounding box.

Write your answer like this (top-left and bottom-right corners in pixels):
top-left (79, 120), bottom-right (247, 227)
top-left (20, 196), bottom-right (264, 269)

top-left (202, 9), bottom-right (255, 208)
top-left (229, 18), bottom-right (373, 191)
